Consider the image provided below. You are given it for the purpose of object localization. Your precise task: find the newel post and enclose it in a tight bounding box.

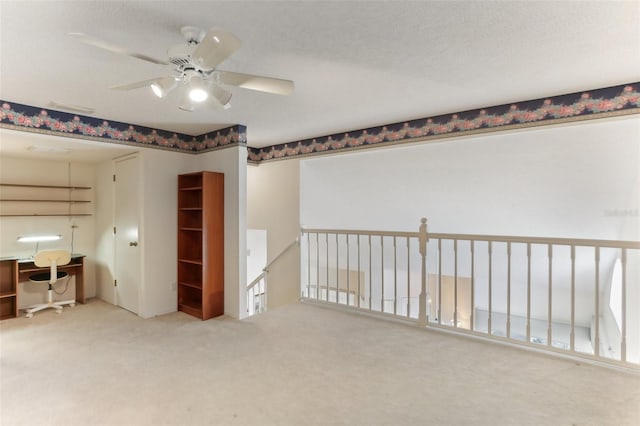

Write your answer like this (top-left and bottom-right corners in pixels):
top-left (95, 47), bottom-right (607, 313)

top-left (418, 217), bottom-right (429, 327)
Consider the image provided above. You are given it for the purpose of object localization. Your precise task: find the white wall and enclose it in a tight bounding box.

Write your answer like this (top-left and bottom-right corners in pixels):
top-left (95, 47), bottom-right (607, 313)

top-left (247, 229), bottom-right (267, 284)
top-left (0, 156), bottom-right (96, 308)
top-left (301, 116), bottom-right (639, 240)
top-left (247, 159), bottom-right (301, 309)
top-left (138, 149), bottom-right (193, 318)
top-left (93, 146), bottom-right (247, 319)
top-left (195, 147), bottom-right (247, 319)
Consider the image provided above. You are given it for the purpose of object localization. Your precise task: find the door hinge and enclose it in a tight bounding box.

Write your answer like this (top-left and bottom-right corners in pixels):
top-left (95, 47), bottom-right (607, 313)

top-left (113, 174), bottom-right (116, 182)
top-left (113, 226), bottom-right (116, 234)
top-left (114, 279), bottom-right (117, 287)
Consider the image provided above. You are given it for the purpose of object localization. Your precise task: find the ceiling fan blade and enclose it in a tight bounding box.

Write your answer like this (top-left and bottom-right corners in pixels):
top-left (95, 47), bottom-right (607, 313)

top-left (217, 71), bottom-right (294, 95)
top-left (68, 32), bottom-right (169, 65)
top-left (192, 28), bottom-right (241, 70)
top-left (110, 77), bottom-right (167, 91)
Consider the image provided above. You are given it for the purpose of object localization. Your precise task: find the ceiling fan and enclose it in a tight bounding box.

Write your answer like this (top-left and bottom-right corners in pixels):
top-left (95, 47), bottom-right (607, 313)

top-left (68, 26), bottom-right (294, 111)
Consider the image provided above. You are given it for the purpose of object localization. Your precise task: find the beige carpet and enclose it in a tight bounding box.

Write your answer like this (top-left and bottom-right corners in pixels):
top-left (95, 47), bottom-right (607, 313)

top-left (1, 299), bottom-right (639, 426)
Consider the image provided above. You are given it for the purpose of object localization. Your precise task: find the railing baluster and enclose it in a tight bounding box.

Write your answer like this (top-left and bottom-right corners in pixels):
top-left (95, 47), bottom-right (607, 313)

top-left (454, 239), bottom-right (458, 327)
top-left (263, 275), bottom-right (267, 313)
top-left (570, 245), bottom-right (576, 352)
top-left (488, 241), bottom-right (492, 335)
top-left (357, 234), bottom-right (361, 308)
top-left (254, 279), bottom-right (258, 312)
top-left (437, 238), bottom-right (442, 325)
top-left (336, 233), bottom-right (339, 304)
top-left (418, 218), bottom-right (428, 326)
top-left (507, 242), bottom-right (511, 339)
top-left (381, 236), bottom-right (385, 312)
top-left (470, 240), bottom-right (475, 331)
top-left (316, 233), bottom-right (320, 301)
top-left (252, 284), bottom-right (255, 314)
top-left (369, 235), bottom-right (372, 310)
top-left (621, 248), bottom-right (627, 362)
top-left (393, 236), bottom-right (397, 316)
top-left (307, 232), bottom-right (311, 298)
top-left (347, 234), bottom-right (350, 307)
top-left (526, 243), bottom-right (531, 343)
top-left (247, 286), bottom-right (252, 315)
top-left (594, 246), bottom-right (600, 357)
top-left (407, 236), bottom-right (411, 319)
top-left (547, 245), bottom-right (553, 348)
top-left (326, 233), bottom-right (329, 301)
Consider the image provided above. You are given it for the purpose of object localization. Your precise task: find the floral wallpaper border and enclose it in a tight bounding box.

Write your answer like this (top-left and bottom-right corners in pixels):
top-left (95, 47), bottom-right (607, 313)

top-left (2, 82), bottom-right (639, 163)
top-left (247, 82), bottom-right (640, 163)
top-left (0, 101), bottom-right (246, 153)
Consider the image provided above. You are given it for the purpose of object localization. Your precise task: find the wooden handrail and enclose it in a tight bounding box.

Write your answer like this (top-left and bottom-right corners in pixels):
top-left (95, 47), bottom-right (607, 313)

top-left (301, 228), bottom-right (418, 238)
top-left (428, 233), bottom-right (640, 249)
top-left (301, 227), bottom-right (640, 249)
top-left (247, 272), bottom-right (266, 291)
top-left (264, 237), bottom-right (300, 272)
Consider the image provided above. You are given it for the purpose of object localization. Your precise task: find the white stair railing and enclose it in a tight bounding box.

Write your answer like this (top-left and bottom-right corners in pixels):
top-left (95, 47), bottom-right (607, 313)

top-left (300, 218), bottom-right (640, 370)
top-left (246, 237), bottom-right (300, 317)
top-left (247, 271), bottom-right (267, 316)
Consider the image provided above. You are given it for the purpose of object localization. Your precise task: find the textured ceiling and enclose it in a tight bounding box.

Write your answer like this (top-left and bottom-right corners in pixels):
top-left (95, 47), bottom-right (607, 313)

top-left (1, 1), bottom-right (639, 155)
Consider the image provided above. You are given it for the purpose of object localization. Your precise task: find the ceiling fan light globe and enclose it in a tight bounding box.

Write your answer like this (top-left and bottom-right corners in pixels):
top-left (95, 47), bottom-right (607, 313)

top-left (187, 74), bottom-right (209, 102)
top-left (189, 88), bottom-right (208, 102)
top-left (150, 77), bottom-right (178, 98)
top-left (209, 84), bottom-right (232, 107)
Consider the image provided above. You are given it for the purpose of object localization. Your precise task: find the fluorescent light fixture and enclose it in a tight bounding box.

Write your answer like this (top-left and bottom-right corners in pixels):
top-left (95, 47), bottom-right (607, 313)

top-left (17, 235), bottom-right (62, 243)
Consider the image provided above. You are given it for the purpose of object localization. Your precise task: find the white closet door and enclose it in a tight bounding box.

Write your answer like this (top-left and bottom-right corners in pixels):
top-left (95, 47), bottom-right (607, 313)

top-left (114, 155), bottom-right (140, 314)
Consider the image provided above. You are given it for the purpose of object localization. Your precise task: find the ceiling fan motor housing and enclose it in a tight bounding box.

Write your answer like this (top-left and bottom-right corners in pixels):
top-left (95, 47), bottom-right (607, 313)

top-left (167, 43), bottom-right (198, 68)
top-left (168, 26), bottom-right (208, 68)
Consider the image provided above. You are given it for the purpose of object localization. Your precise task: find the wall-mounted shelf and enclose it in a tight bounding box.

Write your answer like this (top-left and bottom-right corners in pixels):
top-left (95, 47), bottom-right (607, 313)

top-left (0, 183), bottom-right (91, 190)
top-left (0, 214), bottom-right (93, 217)
top-left (0, 199), bottom-right (91, 203)
top-left (0, 182), bottom-right (93, 217)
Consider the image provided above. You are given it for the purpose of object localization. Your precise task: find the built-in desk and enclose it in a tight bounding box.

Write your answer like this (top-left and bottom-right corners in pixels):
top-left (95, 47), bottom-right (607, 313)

top-left (0, 254), bottom-right (85, 319)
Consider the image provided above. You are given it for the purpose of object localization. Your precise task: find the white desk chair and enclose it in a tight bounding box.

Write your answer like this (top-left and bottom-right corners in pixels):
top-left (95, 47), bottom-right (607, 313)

top-left (25, 250), bottom-right (76, 318)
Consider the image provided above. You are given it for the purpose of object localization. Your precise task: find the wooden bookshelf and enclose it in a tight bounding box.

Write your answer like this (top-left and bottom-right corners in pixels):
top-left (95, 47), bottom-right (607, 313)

top-left (177, 172), bottom-right (224, 320)
top-left (0, 260), bottom-right (18, 320)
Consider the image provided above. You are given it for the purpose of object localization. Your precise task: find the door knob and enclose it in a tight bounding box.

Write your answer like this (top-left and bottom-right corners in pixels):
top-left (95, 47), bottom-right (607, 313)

top-left (129, 241), bottom-right (138, 247)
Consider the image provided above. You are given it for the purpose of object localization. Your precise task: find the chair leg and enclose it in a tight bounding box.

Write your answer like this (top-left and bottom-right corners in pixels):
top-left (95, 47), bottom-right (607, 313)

top-left (25, 303), bottom-right (54, 318)
top-left (25, 284), bottom-right (75, 318)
